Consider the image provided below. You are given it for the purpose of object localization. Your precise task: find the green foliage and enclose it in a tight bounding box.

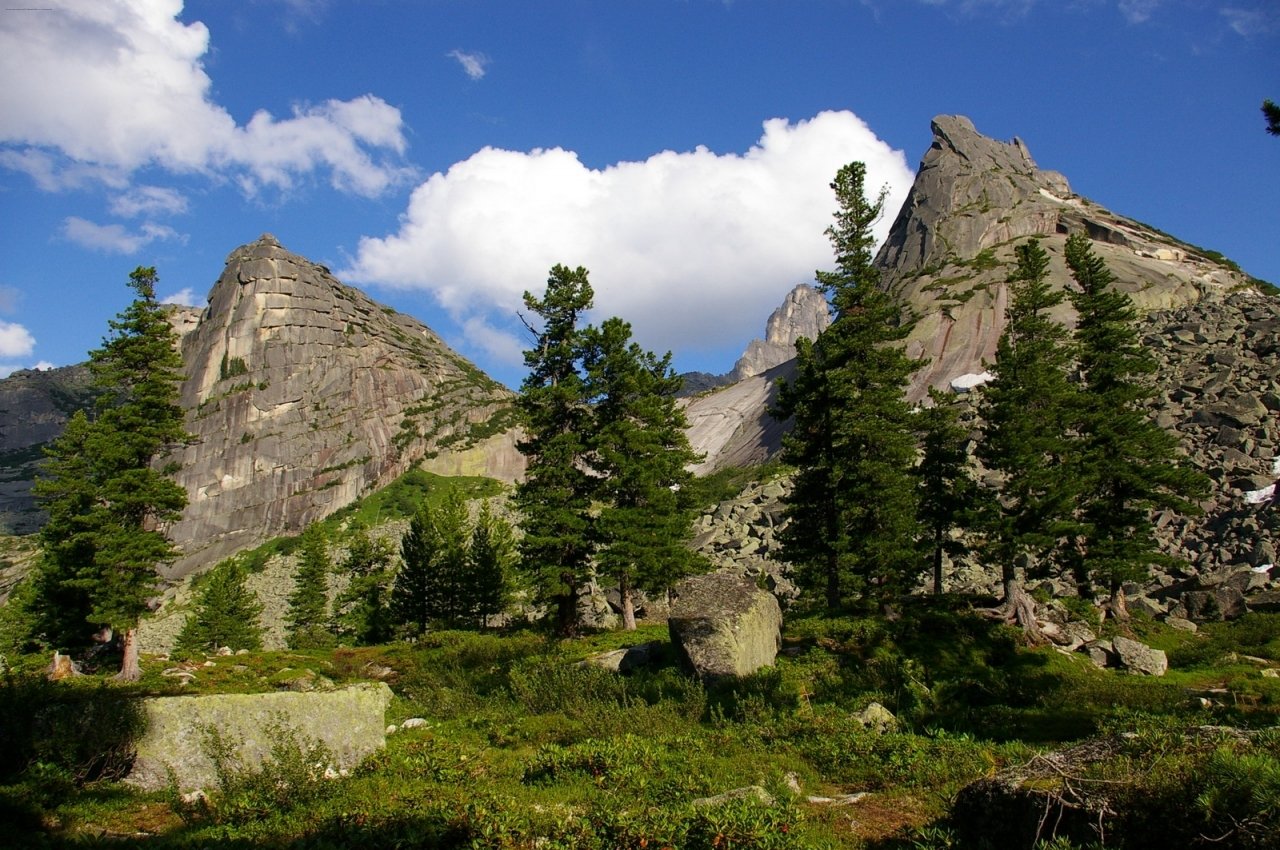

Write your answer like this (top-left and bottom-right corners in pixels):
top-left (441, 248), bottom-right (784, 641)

top-left (218, 353), bottom-right (249, 380)
top-left (1064, 232), bottom-right (1210, 604)
top-left (30, 267), bottom-right (189, 676)
top-left (331, 529), bottom-right (395, 645)
top-left (285, 524), bottom-right (334, 649)
top-left (516, 264), bottom-right (598, 635)
top-left (1265, 98), bottom-right (1280, 136)
top-left (173, 561), bottom-right (263, 657)
top-left (776, 161), bottom-right (922, 609)
top-left (916, 391), bottom-right (985, 595)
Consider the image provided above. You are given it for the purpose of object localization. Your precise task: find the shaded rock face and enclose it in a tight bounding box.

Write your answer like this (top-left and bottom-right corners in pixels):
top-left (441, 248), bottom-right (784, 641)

top-left (125, 682), bottom-right (393, 792)
top-left (0, 365), bottom-right (95, 534)
top-left (682, 360), bottom-right (794, 476)
top-left (728, 284), bottom-right (829, 382)
top-left (880, 115), bottom-right (1252, 400)
top-left (163, 235), bottom-right (519, 579)
top-left (667, 571), bottom-right (781, 680)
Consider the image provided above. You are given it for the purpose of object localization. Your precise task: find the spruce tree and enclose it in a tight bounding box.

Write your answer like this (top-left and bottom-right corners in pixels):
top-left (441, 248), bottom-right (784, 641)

top-left (174, 561), bottom-right (263, 657)
top-left (775, 161), bottom-right (922, 610)
top-left (286, 525), bottom-right (334, 649)
top-left (916, 390), bottom-right (983, 595)
top-left (976, 239), bottom-right (1077, 633)
top-left (583, 317), bottom-right (706, 630)
top-left (32, 267), bottom-right (189, 680)
top-left (515, 264), bottom-right (597, 636)
top-left (466, 502), bottom-right (515, 629)
top-left (390, 495), bottom-right (471, 634)
top-left (332, 529), bottom-right (395, 645)
top-left (1065, 232), bottom-right (1209, 617)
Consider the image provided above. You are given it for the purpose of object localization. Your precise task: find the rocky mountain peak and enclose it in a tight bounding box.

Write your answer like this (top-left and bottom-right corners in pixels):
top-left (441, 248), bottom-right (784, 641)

top-left (879, 114), bottom-right (1254, 399)
top-left (728, 284), bottom-right (830, 382)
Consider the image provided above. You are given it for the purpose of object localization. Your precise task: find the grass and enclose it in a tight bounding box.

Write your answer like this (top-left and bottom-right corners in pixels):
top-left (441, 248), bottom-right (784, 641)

top-left (2, 610), bottom-right (1278, 848)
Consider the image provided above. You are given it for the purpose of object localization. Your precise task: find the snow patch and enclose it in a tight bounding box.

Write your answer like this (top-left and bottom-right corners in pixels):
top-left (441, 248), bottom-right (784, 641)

top-left (1272, 456), bottom-right (1280, 477)
top-left (1245, 484), bottom-right (1275, 505)
top-left (1252, 564), bottom-right (1274, 574)
top-left (950, 371), bottom-right (995, 393)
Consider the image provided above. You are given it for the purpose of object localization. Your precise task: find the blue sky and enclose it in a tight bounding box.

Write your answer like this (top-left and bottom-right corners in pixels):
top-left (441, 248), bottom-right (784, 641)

top-left (0, 0), bottom-right (1276, 387)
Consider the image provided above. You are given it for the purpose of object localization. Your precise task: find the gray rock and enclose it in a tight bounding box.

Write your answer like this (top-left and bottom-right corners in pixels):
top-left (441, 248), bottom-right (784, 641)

top-left (855, 702), bottom-right (897, 733)
top-left (126, 682), bottom-right (393, 792)
top-left (728, 285), bottom-right (830, 382)
top-left (1111, 636), bottom-right (1168, 676)
top-left (668, 572), bottom-right (781, 680)
top-left (1165, 616), bottom-right (1198, 633)
top-left (581, 644), bottom-right (654, 674)
top-left (1081, 639), bottom-right (1114, 669)
top-left (692, 785), bottom-right (775, 808)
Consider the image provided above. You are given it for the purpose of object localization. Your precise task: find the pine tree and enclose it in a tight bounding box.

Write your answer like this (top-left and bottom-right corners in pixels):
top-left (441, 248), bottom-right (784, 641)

top-left (583, 317), bottom-right (706, 629)
top-left (286, 525), bottom-right (334, 649)
top-left (1065, 232), bottom-right (1209, 618)
top-left (466, 502), bottom-right (515, 629)
top-left (1264, 99), bottom-right (1280, 136)
top-left (332, 529), bottom-right (395, 645)
top-left (32, 267), bottom-right (189, 680)
top-left (775, 161), bottom-right (923, 610)
top-left (916, 390), bottom-right (983, 595)
top-left (174, 561), bottom-right (263, 657)
top-left (390, 495), bottom-right (471, 634)
top-left (515, 264), bottom-right (597, 636)
top-left (976, 239), bottom-right (1077, 634)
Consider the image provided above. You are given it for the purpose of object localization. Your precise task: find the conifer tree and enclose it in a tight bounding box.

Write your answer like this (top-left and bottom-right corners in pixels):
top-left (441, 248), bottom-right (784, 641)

top-left (977, 239), bottom-right (1077, 633)
top-left (332, 529), bottom-right (395, 644)
top-left (32, 267), bottom-right (189, 680)
top-left (286, 525), bottom-right (334, 649)
top-left (583, 317), bottom-right (706, 629)
top-left (174, 561), bottom-right (263, 657)
top-left (1064, 232), bottom-right (1209, 618)
top-left (916, 390), bottom-right (983, 595)
top-left (466, 502), bottom-right (515, 629)
top-left (515, 265), bottom-right (597, 636)
top-left (775, 161), bottom-right (922, 610)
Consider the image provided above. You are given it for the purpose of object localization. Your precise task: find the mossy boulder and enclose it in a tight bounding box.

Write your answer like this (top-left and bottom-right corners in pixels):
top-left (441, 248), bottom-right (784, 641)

top-left (668, 571), bottom-right (781, 680)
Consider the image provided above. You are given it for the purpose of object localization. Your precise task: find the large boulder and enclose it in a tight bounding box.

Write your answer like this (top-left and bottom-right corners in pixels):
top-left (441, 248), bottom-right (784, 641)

top-left (667, 572), bottom-right (781, 680)
top-left (1111, 636), bottom-right (1168, 677)
top-left (125, 682), bottom-right (393, 791)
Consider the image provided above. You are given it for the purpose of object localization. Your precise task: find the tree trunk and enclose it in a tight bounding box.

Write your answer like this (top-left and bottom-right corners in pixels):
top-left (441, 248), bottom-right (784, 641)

top-left (115, 627), bottom-right (142, 682)
top-left (1000, 564), bottom-right (1046, 643)
top-left (556, 576), bottom-right (580, 638)
top-left (620, 575), bottom-right (637, 631)
top-left (932, 528), bottom-right (944, 595)
top-left (825, 552), bottom-right (841, 611)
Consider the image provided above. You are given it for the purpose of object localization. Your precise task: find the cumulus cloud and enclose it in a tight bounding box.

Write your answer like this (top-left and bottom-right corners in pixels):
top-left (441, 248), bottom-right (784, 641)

top-left (0, 320), bottom-right (36, 358)
top-left (342, 111), bottom-right (914, 365)
top-left (110, 186), bottom-right (189, 218)
top-left (448, 49), bottom-right (491, 80)
top-left (0, 0), bottom-right (411, 196)
top-left (161, 287), bottom-right (201, 307)
top-left (34, 361), bottom-right (56, 371)
top-left (62, 217), bottom-right (184, 254)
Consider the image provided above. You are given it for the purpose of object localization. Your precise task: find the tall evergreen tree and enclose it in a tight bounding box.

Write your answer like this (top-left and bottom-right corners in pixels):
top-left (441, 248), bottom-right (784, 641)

top-left (32, 267), bottom-right (189, 680)
top-left (583, 317), bottom-right (706, 630)
top-left (515, 265), bottom-right (597, 636)
top-left (174, 561), bottom-right (263, 657)
top-left (977, 239), bottom-right (1077, 633)
top-left (916, 390), bottom-right (983, 595)
top-left (1064, 232), bottom-right (1209, 618)
top-left (775, 161), bottom-right (922, 610)
top-left (466, 502), bottom-right (515, 629)
top-left (1264, 99), bottom-right (1280, 137)
top-left (286, 525), bottom-right (334, 649)
top-left (332, 529), bottom-right (395, 645)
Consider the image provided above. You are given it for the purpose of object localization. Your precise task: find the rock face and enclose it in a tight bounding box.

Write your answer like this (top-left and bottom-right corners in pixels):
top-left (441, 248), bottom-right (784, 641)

top-left (880, 115), bottom-right (1252, 400)
top-left (728, 284), bottom-right (829, 382)
top-left (683, 361), bottom-right (794, 475)
top-left (667, 571), bottom-right (781, 680)
top-left (163, 235), bottom-right (519, 579)
top-left (0, 365), bottom-right (95, 534)
top-left (125, 682), bottom-right (393, 792)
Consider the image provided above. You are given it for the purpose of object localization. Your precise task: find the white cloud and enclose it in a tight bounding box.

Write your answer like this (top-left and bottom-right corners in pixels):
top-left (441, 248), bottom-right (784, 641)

top-left (161, 287), bottom-right (200, 307)
top-left (0, 0), bottom-right (411, 197)
top-left (62, 217), bottom-right (183, 254)
top-left (34, 361), bottom-right (56, 371)
top-left (342, 111), bottom-right (914, 364)
top-left (1221, 7), bottom-right (1272, 36)
top-left (1118, 0), bottom-right (1159, 23)
top-left (110, 186), bottom-right (189, 218)
top-left (0, 320), bottom-right (36, 358)
top-left (448, 49), bottom-right (491, 80)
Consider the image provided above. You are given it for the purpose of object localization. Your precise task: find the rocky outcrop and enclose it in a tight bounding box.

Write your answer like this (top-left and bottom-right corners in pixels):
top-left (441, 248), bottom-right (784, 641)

top-left (126, 682), bottom-right (393, 792)
top-left (163, 235), bottom-right (519, 579)
top-left (728, 284), bottom-right (829, 382)
top-left (880, 115), bottom-right (1253, 400)
top-left (668, 571), bottom-right (781, 680)
top-left (682, 361), bottom-right (793, 475)
top-left (0, 365), bottom-right (95, 534)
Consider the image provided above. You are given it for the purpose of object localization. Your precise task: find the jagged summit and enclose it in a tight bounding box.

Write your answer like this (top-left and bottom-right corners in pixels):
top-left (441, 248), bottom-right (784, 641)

top-left (880, 115), bottom-right (1254, 399)
top-left (728, 284), bottom-right (830, 383)
top-left (162, 235), bottom-right (519, 579)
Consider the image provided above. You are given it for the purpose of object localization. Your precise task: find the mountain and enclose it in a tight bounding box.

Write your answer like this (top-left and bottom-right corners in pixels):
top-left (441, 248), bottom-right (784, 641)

top-left (878, 115), bottom-right (1254, 399)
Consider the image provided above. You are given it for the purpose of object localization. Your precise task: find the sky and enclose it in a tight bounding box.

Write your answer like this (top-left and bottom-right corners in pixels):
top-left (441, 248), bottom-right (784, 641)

top-left (0, 0), bottom-right (1276, 387)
